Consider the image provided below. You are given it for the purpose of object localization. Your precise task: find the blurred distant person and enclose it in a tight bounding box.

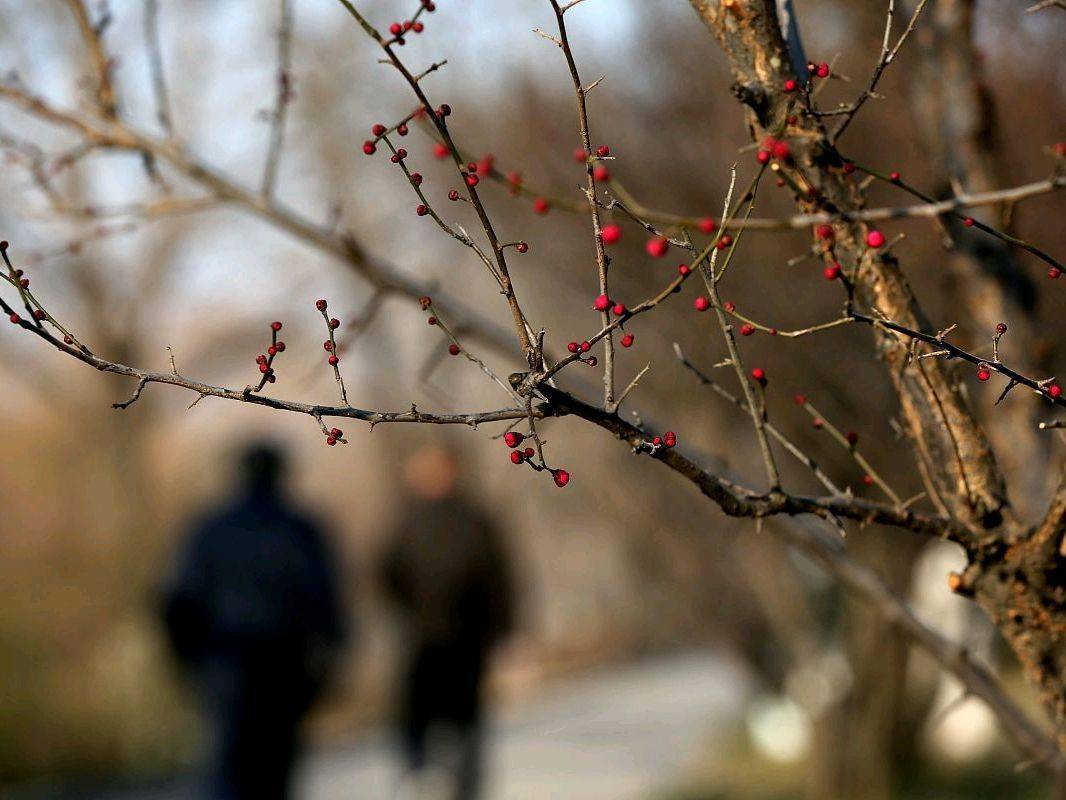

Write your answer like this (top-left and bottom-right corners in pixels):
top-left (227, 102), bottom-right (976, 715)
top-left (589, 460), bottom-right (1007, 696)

top-left (382, 445), bottom-right (515, 800)
top-left (161, 442), bottom-right (348, 800)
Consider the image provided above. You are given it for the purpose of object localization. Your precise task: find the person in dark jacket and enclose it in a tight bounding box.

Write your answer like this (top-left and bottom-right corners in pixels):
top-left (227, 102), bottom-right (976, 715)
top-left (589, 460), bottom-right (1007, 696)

top-left (161, 442), bottom-right (347, 800)
top-left (382, 445), bottom-right (515, 800)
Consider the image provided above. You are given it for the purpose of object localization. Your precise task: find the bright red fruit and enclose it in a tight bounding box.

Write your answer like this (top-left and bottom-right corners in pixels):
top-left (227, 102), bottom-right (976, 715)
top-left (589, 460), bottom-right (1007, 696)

top-left (645, 236), bottom-right (669, 258)
top-left (599, 224), bottom-right (622, 244)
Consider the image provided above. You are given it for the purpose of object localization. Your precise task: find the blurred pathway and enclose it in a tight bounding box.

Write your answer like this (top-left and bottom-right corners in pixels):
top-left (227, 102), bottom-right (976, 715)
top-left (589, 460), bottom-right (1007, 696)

top-left (55, 649), bottom-right (749, 800)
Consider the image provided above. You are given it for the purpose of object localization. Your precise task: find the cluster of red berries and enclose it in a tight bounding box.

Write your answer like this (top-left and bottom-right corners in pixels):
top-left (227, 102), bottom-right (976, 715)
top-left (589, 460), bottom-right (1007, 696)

top-left (254, 321), bottom-right (287, 384)
top-left (503, 431), bottom-right (569, 487)
top-left (649, 431), bottom-right (678, 450)
top-left (316, 299), bottom-right (341, 367)
top-left (324, 427), bottom-right (344, 447)
top-left (756, 136), bottom-right (791, 165)
top-left (386, 2), bottom-right (434, 44)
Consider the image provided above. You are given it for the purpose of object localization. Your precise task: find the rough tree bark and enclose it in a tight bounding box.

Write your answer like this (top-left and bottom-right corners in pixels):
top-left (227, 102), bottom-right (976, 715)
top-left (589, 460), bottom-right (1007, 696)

top-left (905, 0), bottom-right (1052, 515)
top-left (687, 0), bottom-right (1065, 753)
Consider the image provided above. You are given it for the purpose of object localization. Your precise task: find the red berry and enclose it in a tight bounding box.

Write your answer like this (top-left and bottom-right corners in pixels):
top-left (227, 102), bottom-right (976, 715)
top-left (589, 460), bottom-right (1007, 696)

top-left (862, 475), bottom-right (874, 486)
top-left (784, 79), bottom-right (797, 92)
top-left (275, 342), bottom-right (285, 352)
top-left (567, 341), bottom-right (579, 353)
top-left (996, 323), bottom-right (1007, 335)
top-left (271, 321), bottom-right (283, 331)
top-left (596, 145), bottom-right (610, 157)
top-left (612, 303), bottom-right (627, 316)
top-left (504, 431), bottom-right (525, 448)
top-left (552, 469), bottom-right (570, 487)
top-left (793, 394), bottom-right (807, 406)
top-left (533, 197), bottom-right (550, 214)
top-left (448, 190), bottom-right (460, 201)
top-left (724, 302), bottom-right (736, 312)
top-left (516, 242), bottom-right (529, 253)
top-left (397, 123), bottom-right (409, 135)
top-left (620, 333), bottom-right (634, 348)
top-left (739, 323), bottom-right (755, 336)
top-left (772, 141), bottom-right (791, 161)
top-left (757, 149), bottom-right (771, 165)
top-left (815, 62), bottom-right (830, 78)
top-left (523, 447), bottom-right (535, 458)
top-left (362, 141), bottom-right (376, 155)
top-left (33, 309), bottom-right (45, 321)
top-left (433, 143), bottom-right (449, 159)
top-left (371, 123), bottom-right (386, 136)
top-left (593, 293), bottom-right (611, 312)
top-left (329, 318), bottom-right (340, 330)
top-left (416, 204), bottom-right (428, 216)
top-left (653, 436), bottom-right (663, 447)
top-left (448, 343), bottom-right (461, 356)
top-left (427, 316), bottom-right (437, 325)
top-left (717, 234), bottom-right (733, 249)
top-left (845, 431), bottom-right (859, 446)
top-left (1049, 267), bottom-right (1061, 280)
top-left (580, 341), bottom-right (591, 352)
top-left (813, 418), bottom-right (824, 429)
top-left (678, 264), bottom-right (691, 276)
top-left (267, 345), bottom-right (278, 356)
top-left (465, 173), bottom-right (479, 187)
top-left (510, 451), bottom-right (523, 465)
top-left (866, 230), bottom-right (886, 248)
top-left (437, 104), bottom-right (451, 117)
top-left (694, 296), bottom-right (710, 312)
top-left (750, 367), bottom-right (766, 384)
top-left (698, 217), bottom-right (715, 234)
top-left (964, 217), bottom-right (974, 227)
top-left (977, 369), bottom-right (991, 382)
top-left (586, 356), bottom-right (598, 367)
top-left (593, 165), bottom-right (610, 182)
top-left (328, 355), bottom-right (339, 366)
top-left (1048, 384), bottom-right (1062, 398)
top-left (316, 299), bottom-right (328, 311)
top-left (259, 363), bottom-right (270, 374)
top-left (326, 436), bottom-right (337, 446)
top-left (573, 147), bottom-right (588, 162)
top-left (889, 171), bottom-right (901, 182)
top-left (645, 236), bottom-right (669, 258)
top-left (477, 154), bottom-right (494, 176)
top-left (816, 224), bottom-right (835, 241)
top-left (411, 172), bottom-right (423, 186)
top-left (330, 428), bottom-right (343, 438)
top-left (824, 263), bottom-right (841, 280)
top-left (412, 21), bottom-right (423, 32)
top-left (389, 22), bottom-right (402, 35)
top-left (599, 224), bottom-right (622, 244)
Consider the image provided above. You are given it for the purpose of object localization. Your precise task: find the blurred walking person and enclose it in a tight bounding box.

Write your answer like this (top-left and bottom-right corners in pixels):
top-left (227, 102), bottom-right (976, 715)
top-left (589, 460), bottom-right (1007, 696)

top-left (382, 446), bottom-right (516, 800)
top-left (161, 442), bottom-right (348, 800)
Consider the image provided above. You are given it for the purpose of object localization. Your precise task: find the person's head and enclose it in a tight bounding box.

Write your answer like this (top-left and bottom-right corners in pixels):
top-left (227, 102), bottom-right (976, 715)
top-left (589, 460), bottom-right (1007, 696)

top-left (404, 444), bottom-right (460, 501)
top-left (238, 440), bottom-right (287, 493)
